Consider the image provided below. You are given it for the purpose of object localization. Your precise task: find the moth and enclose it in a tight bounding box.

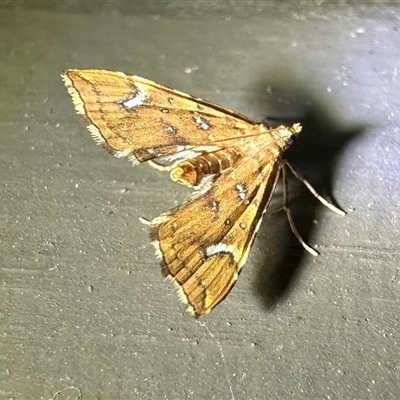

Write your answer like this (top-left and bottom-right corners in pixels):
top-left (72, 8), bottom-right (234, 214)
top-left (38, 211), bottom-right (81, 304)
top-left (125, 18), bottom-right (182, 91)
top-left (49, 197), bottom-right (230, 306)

top-left (62, 69), bottom-right (344, 316)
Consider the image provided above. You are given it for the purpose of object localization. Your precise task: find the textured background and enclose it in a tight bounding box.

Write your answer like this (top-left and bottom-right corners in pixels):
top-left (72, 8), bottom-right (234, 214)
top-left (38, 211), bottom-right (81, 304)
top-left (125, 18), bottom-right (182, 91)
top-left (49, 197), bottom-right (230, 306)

top-left (1, 2), bottom-right (399, 399)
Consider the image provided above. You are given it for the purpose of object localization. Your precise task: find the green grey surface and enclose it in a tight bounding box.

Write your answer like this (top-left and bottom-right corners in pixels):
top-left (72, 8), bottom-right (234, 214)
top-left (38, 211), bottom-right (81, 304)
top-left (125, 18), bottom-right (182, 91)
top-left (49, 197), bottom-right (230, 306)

top-left (1, 3), bottom-right (399, 400)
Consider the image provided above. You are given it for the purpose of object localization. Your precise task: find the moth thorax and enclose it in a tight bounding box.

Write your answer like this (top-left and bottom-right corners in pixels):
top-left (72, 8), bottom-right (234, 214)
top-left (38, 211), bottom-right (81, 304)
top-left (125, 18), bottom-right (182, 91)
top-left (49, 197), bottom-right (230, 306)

top-left (170, 148), bottom-right (242, 187)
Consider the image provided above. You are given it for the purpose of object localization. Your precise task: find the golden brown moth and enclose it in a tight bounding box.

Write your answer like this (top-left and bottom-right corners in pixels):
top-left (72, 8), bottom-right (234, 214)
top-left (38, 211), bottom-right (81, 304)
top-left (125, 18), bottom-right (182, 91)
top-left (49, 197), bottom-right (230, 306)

top-left (62, 69), bottom-right (344, 317)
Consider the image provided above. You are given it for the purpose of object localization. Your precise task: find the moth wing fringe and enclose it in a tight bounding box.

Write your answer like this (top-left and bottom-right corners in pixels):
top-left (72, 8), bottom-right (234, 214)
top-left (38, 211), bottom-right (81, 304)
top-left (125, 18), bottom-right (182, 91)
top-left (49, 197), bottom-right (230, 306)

top-left (61, 72), bottom-right (86, 115)
top-left (148, 221), bottom-right (197, 316)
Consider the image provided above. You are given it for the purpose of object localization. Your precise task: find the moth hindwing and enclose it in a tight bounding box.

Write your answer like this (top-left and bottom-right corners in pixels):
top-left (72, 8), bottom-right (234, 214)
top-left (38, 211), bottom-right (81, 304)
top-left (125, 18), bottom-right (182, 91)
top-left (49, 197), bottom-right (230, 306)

top-left (62, 69), bottom-right (304, 316)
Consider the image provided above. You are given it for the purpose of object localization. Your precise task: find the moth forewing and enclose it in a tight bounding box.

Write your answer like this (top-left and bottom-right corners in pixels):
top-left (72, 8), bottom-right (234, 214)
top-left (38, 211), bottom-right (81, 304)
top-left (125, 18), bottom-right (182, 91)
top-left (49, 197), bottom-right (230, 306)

top-left (62, 69), bottom-right (271, 165)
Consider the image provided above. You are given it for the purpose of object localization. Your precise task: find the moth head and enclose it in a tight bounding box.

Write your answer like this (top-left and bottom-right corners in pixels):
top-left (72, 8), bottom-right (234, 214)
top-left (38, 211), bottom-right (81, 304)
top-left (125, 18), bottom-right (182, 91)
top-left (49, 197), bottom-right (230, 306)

top-left (289, 123), bottom-right (302, 135)
top-left (284, 123), bottom-right (302, 149)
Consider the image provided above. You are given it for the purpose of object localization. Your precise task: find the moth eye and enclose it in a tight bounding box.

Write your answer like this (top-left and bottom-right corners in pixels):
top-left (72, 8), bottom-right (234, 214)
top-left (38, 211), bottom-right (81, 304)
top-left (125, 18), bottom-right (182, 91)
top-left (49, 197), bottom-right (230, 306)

top-left (286, 135), bottom-right (296, 147)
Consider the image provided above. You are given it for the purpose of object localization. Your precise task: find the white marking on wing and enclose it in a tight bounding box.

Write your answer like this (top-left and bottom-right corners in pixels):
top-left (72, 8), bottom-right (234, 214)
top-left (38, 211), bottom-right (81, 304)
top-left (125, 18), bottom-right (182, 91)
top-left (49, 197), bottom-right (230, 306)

top-left (122, 89), bottom-right (145, 108)
top-left (236, 183), bottom-right (246, 200)
top-left (193, 115), bottom-right (210, 130)
top-left (206, 243), bottom-right (234, 257)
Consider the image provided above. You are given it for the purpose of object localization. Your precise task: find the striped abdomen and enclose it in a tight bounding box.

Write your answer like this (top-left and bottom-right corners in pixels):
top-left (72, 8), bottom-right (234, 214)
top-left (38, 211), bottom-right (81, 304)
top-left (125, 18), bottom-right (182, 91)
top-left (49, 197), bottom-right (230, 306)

top-left (170, 148), bottom-right (242, 187)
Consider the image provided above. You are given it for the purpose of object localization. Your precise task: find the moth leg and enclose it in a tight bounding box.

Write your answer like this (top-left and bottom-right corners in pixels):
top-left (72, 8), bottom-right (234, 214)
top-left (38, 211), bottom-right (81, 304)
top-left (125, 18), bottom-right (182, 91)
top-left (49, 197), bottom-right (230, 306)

top-left (277, 164), bottom-right (319, 256)
top-left (283, 161), bottom-right (346, 216)
top-left (147, 160), bottom-right (173, 172)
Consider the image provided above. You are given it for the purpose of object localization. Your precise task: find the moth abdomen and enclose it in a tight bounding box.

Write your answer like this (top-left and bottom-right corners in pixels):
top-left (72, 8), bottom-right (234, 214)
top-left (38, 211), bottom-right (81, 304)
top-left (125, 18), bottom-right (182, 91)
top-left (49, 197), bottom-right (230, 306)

top-left (170, 148), bottom-right (242, 187)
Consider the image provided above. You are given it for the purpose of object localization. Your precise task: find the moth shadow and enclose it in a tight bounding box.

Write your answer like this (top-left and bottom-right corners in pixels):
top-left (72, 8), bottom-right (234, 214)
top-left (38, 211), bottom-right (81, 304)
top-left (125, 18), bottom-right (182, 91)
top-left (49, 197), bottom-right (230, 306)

top-left (251, 81), bottom-right (365, 311)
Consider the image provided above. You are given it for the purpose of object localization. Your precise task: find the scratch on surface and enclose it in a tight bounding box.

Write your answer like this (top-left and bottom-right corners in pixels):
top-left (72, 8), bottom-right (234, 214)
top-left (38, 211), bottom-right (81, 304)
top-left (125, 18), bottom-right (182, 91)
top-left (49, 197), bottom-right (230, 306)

top-left (52, 385), bottom-right (82, 400)
top-left (198, 321), bottom-right (235, 400)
